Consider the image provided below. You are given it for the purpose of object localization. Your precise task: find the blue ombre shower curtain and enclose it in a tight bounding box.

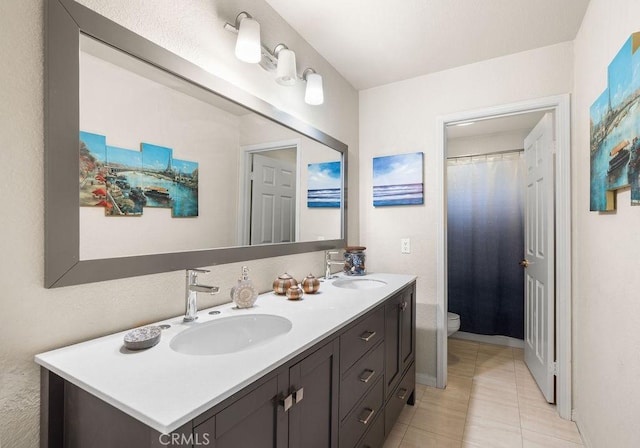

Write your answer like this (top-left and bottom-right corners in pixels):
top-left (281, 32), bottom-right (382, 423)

top-left (447, 152), bottom-right (524, 339)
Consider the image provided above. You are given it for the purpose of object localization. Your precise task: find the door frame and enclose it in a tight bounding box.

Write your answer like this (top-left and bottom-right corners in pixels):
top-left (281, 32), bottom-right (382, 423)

top-left (237, 139), bottom-right (302, 246)
top-left (434, 94), bottom-right (572, 419)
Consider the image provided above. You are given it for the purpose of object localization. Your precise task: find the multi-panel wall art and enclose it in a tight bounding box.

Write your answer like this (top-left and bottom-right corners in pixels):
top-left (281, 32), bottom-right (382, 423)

top-left (79, 131), bottom-right (199, 217)
top-left (590, 32), bottom-right (640, 211)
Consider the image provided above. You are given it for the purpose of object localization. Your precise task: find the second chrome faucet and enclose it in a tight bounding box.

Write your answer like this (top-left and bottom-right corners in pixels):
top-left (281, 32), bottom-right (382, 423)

top-left (184, 269), bottom-right (220, 322)
top-left (325, 250), bottom-right (344, 279)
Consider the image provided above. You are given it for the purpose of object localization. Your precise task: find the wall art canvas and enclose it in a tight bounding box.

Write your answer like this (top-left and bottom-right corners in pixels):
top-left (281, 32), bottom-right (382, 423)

top-left (590, 32), bottom-right (640, 211)
top-left (79, 131), bottom-right (199, 217)
top-left (307, 161), bottom-right (341, 207)
top-left (373, 152), bottom-right (424, 206)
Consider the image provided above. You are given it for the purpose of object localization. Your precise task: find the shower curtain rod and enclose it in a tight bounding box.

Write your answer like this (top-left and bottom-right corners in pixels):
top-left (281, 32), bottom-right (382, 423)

top-left (446, 148), bottom-right (523, 161)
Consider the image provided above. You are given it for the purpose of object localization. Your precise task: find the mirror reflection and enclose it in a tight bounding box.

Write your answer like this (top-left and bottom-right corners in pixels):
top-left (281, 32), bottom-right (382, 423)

top-left (78, 35), bottom-right (342, 261)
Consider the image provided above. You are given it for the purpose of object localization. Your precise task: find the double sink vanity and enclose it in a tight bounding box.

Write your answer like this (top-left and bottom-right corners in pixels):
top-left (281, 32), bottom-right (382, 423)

top-left (37, 273), bottom-right (417, 448)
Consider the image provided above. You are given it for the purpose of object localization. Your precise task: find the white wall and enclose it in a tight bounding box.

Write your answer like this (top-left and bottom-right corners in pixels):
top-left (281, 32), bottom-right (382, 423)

top-left (360, 42), bottom-right (573, 383)
top-left (0, 0), bottom-right (358, 446)
top-left (572, 0), bottom-right (640, 445)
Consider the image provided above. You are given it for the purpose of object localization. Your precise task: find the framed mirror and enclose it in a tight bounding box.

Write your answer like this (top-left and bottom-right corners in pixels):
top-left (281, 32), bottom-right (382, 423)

top-left (45, 0), bottom-right (347, 287)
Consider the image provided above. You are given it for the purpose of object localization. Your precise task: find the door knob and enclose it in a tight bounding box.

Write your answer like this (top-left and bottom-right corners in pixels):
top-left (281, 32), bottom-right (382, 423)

top-left (519, 259), bottom-right (530, 268)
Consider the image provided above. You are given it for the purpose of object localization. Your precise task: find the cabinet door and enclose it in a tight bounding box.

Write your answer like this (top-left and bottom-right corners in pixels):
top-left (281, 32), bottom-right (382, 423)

top-left (289, 339), bottom-right (339, 448)
top-left (195, 375), bottom-right (285, 448)
top-left (384, 292), bottom-right (403, 399)
top-left (400, 284), bottom-right (416, 374)
top-left (385, 284), bottom-right (416, 399)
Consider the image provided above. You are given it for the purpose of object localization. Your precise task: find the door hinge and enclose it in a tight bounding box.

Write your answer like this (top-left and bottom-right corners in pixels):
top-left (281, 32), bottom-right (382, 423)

top-left (551, 361), bottom-right (558, 376)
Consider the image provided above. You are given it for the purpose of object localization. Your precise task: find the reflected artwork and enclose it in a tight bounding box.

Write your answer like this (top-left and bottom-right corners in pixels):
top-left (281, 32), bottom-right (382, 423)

top-left (79, 131), bottom-right (198, 217)
top-left (590, 32), bottom-right (640, 211)
top-left (307, 161), bottom-right (341, 207)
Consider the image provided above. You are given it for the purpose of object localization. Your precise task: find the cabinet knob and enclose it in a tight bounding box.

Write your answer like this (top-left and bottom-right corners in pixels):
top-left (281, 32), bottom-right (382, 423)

top-left (399, 301), bottom-right (408, 311)
top-left (280, 393), bottom-right (294, 412)
top-left (294, 387), bottom-right (304, 404)
top-left (359, 330), bottom-right (376, 342)
top-left (357, 407), bottom-right (375, 425)
top-left (358, 369), bottom-right (376, 384)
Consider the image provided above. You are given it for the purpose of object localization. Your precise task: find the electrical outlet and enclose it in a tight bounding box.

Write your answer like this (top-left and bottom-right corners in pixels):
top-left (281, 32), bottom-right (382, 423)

top-left (401, 238), bottom-right (411, 254)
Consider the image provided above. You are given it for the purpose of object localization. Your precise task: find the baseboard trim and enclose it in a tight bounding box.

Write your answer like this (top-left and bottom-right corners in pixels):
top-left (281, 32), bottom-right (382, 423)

top-left (572, 410), bottom-right (591, 447)
top-left (451, 331), bottom-right (525, 348)
top-left (416, 373), bottom-right (437, 387)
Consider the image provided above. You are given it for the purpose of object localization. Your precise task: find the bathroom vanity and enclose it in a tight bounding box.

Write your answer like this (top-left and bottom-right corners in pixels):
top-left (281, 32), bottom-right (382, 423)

top-left (37, 274), bottom-right (416, 448)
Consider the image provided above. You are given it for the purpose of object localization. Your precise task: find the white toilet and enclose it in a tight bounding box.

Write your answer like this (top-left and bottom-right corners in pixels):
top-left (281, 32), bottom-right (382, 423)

top-left (447, 312), bottom-right (461, 336)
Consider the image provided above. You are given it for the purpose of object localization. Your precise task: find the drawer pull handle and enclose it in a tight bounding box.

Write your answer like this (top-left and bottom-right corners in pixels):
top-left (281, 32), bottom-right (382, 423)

top-left (399, 301), bottom-right (408, 311)
top-left (359, 369), bottom-right (376, 383)
top-left (280, 393), bottom-right (294, 412)
top-left (397, 388), bottom-right (409, 400)
top-left (359, 331), bottom-right (376, 342)
top-left (358, 407), bottom-right (375, 425)
top-left (294, 387), bottom-right (304, 404)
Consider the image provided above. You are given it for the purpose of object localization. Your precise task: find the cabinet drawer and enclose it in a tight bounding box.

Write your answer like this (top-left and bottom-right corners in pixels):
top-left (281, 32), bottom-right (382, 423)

top-left (341, 307), bottom-right (384, 373)
top-left (356, 412), bottom-right (384, 448)
top-left (339, 378), bottom-right (383, 448)
top-left (340, 341), bottom-right (384, 420)
top-left (385, 362), bottom-right (415, 436)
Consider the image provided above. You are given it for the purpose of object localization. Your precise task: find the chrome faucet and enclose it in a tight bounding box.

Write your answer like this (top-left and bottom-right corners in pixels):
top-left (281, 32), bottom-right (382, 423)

top-left (184, 268), bottom-right (220, 322)
top-left (325, 250), bottom-right (344, 280)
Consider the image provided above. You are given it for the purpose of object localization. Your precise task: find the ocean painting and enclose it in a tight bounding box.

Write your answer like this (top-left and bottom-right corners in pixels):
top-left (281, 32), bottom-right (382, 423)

top-left (79, 131), bottom-right (199, 217)
top-left (590, 32), bottom-right (640, 211)
top-left (373, 152), bottom-right (424, 206)
top-left (307, 161), bottom-right (341, 208)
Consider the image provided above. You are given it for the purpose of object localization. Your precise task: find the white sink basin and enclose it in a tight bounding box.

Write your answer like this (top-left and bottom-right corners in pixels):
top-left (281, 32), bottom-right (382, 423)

top-left (170, 314), bottom-right (292, 356)
top-left (332, 278), bottom-right (387, 290)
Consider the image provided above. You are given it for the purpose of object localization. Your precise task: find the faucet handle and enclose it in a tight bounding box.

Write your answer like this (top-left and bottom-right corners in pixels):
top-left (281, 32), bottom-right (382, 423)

top-left (187, 268), bottom-right (210, 274)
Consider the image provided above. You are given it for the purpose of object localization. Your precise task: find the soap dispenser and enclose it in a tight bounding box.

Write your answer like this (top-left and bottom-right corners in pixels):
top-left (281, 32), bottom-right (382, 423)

top-left (232, 266), bottom-right (258, 309)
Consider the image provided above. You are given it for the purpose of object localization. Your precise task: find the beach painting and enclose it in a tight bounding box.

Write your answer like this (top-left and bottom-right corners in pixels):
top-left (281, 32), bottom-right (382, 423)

top-left (307, 161), bottom-right (341, 207)
top-left (590, 32), bottom-right (640, 211)
top-left (79, 131), bottom-right (199, 217)
top-left (373, 152), bottom-right (424, 206)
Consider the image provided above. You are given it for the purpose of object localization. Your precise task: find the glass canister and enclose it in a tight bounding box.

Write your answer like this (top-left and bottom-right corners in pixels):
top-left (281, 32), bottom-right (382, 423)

top-left (343, 246), bottom-right (366, 276)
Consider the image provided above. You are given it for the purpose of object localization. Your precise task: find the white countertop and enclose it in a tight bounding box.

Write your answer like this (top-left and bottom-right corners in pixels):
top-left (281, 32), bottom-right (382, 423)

top-left (35, 272), bottom-right (415, 434)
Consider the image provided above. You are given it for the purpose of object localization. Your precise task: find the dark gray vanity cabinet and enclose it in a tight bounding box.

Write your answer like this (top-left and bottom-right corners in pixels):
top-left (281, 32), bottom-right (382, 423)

top-left (193, 339), bottom-right (339, 448)
top-left (40, 281), bottom-right (416, 448)
top-left (383, 283), bottom-right (416, 436)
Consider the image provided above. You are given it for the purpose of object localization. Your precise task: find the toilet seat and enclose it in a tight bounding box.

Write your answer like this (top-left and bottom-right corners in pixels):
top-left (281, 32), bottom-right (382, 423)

top-left (447, 312), bottom-right (460, 336)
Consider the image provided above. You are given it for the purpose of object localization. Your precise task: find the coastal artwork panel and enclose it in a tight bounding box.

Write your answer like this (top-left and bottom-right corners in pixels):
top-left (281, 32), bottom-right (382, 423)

top-left (79, 131), bottom-right (199, 217)
top-left (590, 32), bottom-right (640, 211)
top-left (307, 161), bottom-right (341, 207)
top-left (373, 152), bottom-right (424, 206)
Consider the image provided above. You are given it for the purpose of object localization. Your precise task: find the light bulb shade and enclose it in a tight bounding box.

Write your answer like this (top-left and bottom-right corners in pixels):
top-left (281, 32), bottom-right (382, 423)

top-left (235, 17), bottom-right (261, 63)
top-left (276, 49), bottom-right (297, 86)
top-left (304, 72), bottom-right (324, 105)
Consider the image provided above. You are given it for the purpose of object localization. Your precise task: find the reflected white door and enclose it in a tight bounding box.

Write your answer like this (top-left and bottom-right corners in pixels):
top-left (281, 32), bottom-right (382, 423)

top-left (251, 153), bottom-right (296, 245)
top-left (523, 113), bottom-right (555, 403)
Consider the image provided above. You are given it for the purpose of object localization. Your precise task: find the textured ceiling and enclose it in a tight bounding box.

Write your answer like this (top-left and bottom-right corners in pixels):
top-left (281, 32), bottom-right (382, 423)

top-left (264, 0), bottom-right (589, 90)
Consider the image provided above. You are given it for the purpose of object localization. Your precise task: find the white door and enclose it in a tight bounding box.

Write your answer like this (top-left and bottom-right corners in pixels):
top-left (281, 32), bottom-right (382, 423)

top-left (251, 153), bottom-right (296, 245)
top-left (523, 113), bottom-right (555, 403)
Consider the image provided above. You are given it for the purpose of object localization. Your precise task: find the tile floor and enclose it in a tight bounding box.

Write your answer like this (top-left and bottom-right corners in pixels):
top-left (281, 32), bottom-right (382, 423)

top-left (384, 339), bottom-right (583, 448)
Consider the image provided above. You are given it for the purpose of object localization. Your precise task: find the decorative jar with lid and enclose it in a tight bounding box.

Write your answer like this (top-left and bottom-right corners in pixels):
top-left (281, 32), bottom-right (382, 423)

top-left (273, 273), bottom-right (298, 295)
top-left (344, 246), bottom-right (366, 276)
top-left (301, 273), bottom-right (320, 294)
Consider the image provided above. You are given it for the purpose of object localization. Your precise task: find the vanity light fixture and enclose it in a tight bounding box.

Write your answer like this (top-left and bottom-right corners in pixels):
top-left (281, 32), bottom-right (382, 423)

top-left (224, 11), bottom-right (324, 105)
top-left (274, 44), bottom-right (297, 86)
top-left (225, 12), bottom-right (261, 63)
top-left (302, 68), bottom-right (324, 105)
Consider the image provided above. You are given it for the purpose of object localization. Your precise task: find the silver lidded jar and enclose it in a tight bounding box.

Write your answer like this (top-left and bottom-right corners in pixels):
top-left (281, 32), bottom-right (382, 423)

top-left (343, 246), bottom-right (366, 276)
